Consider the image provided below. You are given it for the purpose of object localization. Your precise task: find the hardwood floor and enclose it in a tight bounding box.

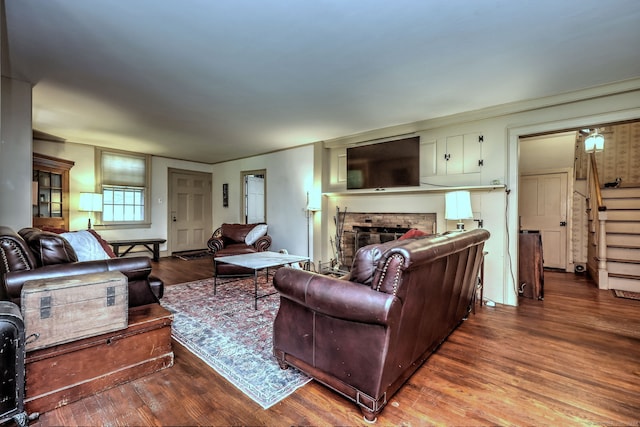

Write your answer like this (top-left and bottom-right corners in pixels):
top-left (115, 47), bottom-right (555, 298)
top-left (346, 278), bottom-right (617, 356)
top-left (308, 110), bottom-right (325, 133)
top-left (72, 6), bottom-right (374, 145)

top-left (31, 256), bottom-right (640, 426)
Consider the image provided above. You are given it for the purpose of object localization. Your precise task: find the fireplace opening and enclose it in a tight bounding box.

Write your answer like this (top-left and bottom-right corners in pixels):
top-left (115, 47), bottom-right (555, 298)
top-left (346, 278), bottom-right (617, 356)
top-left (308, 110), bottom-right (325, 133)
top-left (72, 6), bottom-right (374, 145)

top-left (335, 212), bottom-right (437, 268)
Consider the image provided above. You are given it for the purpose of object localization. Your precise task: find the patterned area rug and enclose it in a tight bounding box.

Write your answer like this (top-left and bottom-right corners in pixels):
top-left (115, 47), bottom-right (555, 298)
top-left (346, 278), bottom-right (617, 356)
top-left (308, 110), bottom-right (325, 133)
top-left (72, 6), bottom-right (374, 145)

top-left (173, 250), bottom-right (212, 261)
top-left (160, 275), bottom-right (310, 409)
top-left (613, 289), bottom-right (640, 301)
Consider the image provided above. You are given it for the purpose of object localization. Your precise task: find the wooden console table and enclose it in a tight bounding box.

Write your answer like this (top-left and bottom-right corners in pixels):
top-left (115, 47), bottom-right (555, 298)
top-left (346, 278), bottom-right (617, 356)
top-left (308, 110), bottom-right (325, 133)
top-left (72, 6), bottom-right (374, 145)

top-left (108, 238), bottom-right (166, 262)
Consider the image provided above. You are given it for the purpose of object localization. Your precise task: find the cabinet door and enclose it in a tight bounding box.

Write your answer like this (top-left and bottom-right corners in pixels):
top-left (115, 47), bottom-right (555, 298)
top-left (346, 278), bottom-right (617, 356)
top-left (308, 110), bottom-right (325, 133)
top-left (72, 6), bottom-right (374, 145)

top-left (419, 139), bottom-right (437, 178)
top-left (440, 135), bottom-right (463, 175)
top-left (436, 133), bottom-right (483, 176)
top-left (33, 154), bottom-right (74, 231)
top-left (463, 133), bottom-right (483, 174)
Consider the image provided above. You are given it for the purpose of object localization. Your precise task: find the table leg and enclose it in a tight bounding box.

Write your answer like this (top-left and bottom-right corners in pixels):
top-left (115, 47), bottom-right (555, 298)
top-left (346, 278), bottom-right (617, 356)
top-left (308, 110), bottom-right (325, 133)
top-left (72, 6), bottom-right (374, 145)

top-left (214, 260), bottom-right (218, 295)
top-left (253, 269), bottom-right (259, 310)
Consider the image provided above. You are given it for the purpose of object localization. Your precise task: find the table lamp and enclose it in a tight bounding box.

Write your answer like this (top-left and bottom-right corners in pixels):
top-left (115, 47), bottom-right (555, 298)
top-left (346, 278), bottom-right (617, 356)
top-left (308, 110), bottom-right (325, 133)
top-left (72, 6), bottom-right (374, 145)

top-left (445, 190), bottom-right (473, 230)
top-left (79, 192), bottom-right (103, 229)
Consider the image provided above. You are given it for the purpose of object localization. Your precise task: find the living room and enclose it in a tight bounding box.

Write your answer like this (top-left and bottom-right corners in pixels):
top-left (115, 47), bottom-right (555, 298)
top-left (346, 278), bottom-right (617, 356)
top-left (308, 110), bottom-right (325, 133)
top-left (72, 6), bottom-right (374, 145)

top-left (1, 1), bottom-right (640, 425)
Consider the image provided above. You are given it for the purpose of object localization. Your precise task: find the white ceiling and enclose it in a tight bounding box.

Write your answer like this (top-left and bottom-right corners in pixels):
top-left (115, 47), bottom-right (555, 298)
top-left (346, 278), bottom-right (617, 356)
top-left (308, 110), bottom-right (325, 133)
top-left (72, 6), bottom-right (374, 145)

top-left (3, 0), bottom-right (640, 164)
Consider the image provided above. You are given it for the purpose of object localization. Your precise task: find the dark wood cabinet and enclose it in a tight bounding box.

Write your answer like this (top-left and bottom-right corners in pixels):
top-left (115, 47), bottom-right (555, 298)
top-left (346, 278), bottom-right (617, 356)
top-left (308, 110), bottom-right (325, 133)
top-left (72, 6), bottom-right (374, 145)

top-left (32, 153), bottom-right (74, 231)
top-left (519, 231), bottom-right (544, 300)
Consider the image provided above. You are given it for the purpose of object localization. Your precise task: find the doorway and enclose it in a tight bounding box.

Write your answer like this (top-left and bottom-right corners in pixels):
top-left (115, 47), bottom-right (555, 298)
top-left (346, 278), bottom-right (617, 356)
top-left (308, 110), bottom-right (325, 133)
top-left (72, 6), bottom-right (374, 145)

top-left (168, 169), bottom-right (213, 253)
top-left (518, 132), bottom-right (576, 271)
top-left (241, 169), bottom-right (266, 224)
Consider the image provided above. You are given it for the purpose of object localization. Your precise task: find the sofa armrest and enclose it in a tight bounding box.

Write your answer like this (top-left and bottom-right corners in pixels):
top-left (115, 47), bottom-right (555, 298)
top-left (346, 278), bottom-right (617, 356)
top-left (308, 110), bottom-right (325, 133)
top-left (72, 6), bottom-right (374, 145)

top-left (2, 257), bottom-right (159, 307)
top-left (253, 235), bottom-right (272, 252)
top-left (207, 236), bottom-right (224, 254)
top-left (273, 267), bottom-right (401, 325)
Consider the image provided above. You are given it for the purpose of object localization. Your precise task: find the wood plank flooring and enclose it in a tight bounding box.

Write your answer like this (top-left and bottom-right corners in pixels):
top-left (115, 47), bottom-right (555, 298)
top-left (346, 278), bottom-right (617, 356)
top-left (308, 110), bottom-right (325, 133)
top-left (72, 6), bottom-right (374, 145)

top-left (30, 256), bottom-right (640, 426)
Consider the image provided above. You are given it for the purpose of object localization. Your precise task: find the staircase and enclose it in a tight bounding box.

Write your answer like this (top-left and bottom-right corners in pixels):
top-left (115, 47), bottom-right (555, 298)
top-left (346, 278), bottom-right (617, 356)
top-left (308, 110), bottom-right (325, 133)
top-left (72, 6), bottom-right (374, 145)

top-left (600, 186), bottom-right (640, 292)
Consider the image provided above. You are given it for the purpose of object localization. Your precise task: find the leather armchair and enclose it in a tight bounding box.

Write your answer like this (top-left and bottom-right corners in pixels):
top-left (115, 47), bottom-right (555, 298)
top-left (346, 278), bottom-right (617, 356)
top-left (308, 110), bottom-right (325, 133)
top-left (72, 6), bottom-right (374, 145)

top-left (273, 229), bottom-right (490, 422)
top-left (0, 226), bottom-right (163, 308)
top-left (207, 223), bottom-right (271, 276)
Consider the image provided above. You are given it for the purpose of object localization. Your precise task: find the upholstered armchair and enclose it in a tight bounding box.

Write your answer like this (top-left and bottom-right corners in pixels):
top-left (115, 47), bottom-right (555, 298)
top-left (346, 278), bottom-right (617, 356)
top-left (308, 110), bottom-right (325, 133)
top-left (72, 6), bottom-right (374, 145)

top-left (272, 229), bottom-right (490, 422)
top-left (207, 223), bottom-right (272, 276)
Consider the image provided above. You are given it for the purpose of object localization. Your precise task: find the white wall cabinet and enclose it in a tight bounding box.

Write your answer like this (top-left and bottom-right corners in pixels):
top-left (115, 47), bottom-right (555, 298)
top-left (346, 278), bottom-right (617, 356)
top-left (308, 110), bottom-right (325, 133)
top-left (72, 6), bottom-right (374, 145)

top-left (436, 133), bottom-right (483, 176)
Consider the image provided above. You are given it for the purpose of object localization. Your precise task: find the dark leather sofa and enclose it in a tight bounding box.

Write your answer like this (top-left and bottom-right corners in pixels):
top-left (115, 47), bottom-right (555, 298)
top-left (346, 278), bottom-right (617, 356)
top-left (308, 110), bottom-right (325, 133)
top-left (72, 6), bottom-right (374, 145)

top-left (0, 226), bottom-right (163, 308)
top-left (273, 229), bottom-right (490, 422)
top-left (207, 223), bottom-right (272, 276)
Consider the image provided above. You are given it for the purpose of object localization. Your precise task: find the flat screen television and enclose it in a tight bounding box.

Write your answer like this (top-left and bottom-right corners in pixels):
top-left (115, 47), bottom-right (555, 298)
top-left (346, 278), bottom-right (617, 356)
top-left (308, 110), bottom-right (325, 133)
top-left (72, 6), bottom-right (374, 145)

top-left (346, 136), bottom-right (420, 190)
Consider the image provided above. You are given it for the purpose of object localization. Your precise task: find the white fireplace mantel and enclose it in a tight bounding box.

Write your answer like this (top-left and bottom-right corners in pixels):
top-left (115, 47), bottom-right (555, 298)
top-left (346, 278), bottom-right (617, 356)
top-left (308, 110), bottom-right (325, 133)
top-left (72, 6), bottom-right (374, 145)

top-left (323, 184), bottom-right (505, 197)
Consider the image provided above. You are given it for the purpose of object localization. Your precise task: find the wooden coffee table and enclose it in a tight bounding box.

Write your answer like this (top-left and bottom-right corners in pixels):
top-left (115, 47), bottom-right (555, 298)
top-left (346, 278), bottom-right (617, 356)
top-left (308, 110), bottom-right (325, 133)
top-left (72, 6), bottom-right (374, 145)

top-left (214, 251), bottom-right (309, 309)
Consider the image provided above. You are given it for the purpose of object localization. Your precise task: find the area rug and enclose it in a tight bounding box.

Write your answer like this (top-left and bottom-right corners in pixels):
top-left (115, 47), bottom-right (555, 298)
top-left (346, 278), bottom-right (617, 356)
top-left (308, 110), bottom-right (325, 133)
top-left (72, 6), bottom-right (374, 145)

top-left (173, 249), bottom-right (212, 261)
top-left (613, 289), bottom-right (640, 301)
top-left (160, 275), bottom-right (311, 409)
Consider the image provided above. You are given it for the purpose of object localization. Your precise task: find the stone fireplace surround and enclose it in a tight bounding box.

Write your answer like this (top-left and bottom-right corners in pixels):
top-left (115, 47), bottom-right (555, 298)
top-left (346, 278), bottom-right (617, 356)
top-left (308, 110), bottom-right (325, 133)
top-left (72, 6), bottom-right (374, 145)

top-left (337, 212), bottom-right (437, 268)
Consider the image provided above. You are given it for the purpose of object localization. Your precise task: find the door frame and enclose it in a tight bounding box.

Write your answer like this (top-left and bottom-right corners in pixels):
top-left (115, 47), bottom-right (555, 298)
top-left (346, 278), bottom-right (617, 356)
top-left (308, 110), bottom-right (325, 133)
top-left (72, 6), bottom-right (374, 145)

top-left (167, 168), bottom-right (213, 254)
top-left (240, 169), bottom-right (266, 224)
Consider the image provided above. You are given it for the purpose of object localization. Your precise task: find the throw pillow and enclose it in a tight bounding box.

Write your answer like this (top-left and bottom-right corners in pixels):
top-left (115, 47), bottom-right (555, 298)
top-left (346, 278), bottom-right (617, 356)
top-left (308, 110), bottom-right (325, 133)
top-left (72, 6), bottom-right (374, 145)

top-left (398, 228), bottom-right (429, 240)
top-left (245, 224), bottom-right (268, 245)
top-left (60, 230), bottom-right (111, 262)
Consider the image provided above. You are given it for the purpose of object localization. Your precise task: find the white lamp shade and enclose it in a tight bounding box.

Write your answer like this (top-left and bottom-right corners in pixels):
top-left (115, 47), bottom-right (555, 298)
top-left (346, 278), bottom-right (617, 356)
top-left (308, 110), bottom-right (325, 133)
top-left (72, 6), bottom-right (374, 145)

top-left (79, 192), bottom-right (103, 212)
top-left (445, 190), bottom-right (473, 221)
top-left (584, 133), bottom-right (604, 152)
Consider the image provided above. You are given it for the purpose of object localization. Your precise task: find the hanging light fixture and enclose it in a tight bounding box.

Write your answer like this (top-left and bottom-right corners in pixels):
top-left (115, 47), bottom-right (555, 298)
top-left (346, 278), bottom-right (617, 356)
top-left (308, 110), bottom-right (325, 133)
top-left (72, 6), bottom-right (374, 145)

top-left (584, 129), bottom-right (605, 153)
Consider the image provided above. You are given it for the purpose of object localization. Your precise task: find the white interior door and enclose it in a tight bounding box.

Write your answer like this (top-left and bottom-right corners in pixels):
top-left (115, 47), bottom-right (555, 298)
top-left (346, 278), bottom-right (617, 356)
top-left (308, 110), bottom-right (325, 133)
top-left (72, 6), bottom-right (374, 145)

top-left (245, 175), bottom-right (265, 223)
top-left (169, 170), bottom-right (212, 253)
top-left (519, 172), bottom-right (568, 269)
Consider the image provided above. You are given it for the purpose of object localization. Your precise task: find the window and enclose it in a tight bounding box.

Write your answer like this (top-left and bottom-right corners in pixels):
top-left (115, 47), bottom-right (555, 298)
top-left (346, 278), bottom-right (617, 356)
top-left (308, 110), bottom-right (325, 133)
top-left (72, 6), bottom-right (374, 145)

top-left (97, 148), bottom-right (151, 226)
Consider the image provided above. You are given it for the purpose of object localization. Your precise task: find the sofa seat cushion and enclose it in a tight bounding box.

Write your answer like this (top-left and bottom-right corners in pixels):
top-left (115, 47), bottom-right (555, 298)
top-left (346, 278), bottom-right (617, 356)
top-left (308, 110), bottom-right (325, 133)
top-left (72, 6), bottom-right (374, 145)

top-left (215, 244), bottom-right (256, 257)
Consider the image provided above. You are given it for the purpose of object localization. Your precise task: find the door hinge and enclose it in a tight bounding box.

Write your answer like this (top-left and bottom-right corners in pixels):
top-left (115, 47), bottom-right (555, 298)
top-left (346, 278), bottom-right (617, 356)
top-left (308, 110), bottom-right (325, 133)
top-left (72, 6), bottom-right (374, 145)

top-left (478, 135), bottom-right (484, 143)
top-left (444, 154), bottom-right (451, 161)
top-left (560, 221), bottom-right (567, 226)
top-left (478, 159), bottom-right (484, 166)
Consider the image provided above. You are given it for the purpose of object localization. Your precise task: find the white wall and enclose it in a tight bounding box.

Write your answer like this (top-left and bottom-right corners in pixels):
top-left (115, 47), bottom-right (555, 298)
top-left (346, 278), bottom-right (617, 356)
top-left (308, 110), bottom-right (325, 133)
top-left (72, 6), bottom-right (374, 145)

top-left (0, 77), bottom-right (33, 231)
top-left (321, 79), bottom-right (640, 306)
top-left (212, 144), bottom-right (315, 258)
top-left (519, 132), bottom-right (576, 174)
top-left (33, 140), bottom-right (214, 255)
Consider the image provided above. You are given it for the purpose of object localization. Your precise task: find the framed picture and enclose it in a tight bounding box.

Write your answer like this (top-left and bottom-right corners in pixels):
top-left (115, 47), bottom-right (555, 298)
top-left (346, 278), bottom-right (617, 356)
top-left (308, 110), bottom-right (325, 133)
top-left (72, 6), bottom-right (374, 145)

top-left (222, 183), bottom-right (228, 207)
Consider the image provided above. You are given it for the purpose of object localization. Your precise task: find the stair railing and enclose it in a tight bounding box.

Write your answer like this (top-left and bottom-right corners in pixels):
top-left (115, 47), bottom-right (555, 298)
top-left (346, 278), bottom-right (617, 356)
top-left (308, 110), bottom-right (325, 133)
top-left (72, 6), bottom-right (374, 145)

top-left (587, 152), bottom-right (608, 288)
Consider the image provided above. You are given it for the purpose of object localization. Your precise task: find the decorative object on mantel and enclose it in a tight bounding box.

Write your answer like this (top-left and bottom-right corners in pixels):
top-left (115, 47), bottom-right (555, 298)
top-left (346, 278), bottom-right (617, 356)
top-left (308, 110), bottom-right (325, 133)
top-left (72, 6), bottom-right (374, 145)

top-left (160, 276), bottom-right (311, 409)
top-left (78, 192), bottom-right (103, 229)
top-left (332, 206), bottom-right (347, 268)
top-left (445, 190), bottom-right (473, 230)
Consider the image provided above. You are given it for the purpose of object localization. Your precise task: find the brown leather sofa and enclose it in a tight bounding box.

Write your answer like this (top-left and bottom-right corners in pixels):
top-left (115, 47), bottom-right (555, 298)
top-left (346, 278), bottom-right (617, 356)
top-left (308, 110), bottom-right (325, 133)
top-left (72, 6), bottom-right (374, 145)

top-left (272, 229), bottom-right (490, 422)
top-left (0, 226), bottom-right (163, 308)
top-left (207, 223), bottom-right (272, 276)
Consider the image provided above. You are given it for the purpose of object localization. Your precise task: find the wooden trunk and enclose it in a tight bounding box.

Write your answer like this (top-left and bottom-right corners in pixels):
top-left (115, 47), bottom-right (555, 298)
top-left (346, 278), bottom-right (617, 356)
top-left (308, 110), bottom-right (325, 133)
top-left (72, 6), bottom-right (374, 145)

top-left (21, 271), bottom-right (128, 351)
top-left (519, 231), bottom-right (544, 300)
top-left (25, 303), bottom-right (173, 415)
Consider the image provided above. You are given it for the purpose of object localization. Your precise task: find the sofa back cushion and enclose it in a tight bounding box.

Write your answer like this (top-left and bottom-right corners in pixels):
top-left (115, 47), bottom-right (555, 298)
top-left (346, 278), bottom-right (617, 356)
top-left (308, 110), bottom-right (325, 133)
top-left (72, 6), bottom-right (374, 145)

top-left (19, 228), bottom-right (78, 266)
top-left (221, 223), bottom-right (262, 245)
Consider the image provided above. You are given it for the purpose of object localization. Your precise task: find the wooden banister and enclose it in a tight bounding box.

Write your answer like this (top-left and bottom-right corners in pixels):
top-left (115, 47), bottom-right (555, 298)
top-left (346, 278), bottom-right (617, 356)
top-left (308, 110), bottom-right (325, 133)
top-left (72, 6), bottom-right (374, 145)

top-left (589, 152), bottom-right (605, 211)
